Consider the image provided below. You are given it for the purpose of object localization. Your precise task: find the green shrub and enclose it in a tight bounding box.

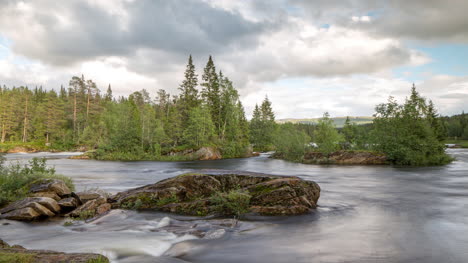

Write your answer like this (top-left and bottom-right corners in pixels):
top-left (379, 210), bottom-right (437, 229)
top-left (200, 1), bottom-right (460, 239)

top-left (86, 256), bottom-right (109, 263)
top-left (0, 252), bottom-right (34, 263)
top-left (0, 158), bottom-right (74, 207)
top-left (210, 190), bottom-right (251, 217)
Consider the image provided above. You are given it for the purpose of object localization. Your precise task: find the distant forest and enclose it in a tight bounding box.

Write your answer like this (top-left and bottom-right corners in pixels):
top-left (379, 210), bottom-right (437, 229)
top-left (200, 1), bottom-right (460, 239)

top-left (0, 56), bottom-right (268, 160)
top-left (0, 55), bottom-right (465, 165)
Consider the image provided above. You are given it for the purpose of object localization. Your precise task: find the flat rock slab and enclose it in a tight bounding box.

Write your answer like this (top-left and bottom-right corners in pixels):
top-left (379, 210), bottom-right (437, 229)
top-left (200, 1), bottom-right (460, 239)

top-left (0, 197), bottom-right (60, 221)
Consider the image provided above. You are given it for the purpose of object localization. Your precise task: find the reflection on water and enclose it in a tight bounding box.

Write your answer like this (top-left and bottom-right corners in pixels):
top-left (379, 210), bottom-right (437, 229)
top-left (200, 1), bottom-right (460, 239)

top-left (1, 149), bottom-right (468, 262)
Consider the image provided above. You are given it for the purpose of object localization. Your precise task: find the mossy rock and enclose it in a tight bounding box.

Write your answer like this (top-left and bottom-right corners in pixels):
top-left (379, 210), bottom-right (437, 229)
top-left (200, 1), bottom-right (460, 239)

top-left (109, 171), bottom-right (320, 216)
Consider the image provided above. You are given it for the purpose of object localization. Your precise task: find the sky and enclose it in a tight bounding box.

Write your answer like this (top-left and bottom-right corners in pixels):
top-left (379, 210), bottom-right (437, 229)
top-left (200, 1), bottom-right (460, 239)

top-left (0, 0), bottom-right (467, 119)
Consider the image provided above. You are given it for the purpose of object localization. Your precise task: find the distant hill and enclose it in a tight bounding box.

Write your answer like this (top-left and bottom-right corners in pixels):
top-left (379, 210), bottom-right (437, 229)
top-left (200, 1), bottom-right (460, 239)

top-left (277, 116), bottom-right (374, 128)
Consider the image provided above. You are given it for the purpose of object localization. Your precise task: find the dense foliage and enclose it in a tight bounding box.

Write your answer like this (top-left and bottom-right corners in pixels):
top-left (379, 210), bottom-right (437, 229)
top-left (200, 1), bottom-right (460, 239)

top-left (0, 56), bottom-right (250, 160)
top-left (371, 85), bottom-right (451, 165)
top-left (250, 97), bottom-right (276, 151)
top-left (0, 157), bottom-right (74, 206)
top-left (442, 112), bottom-right (468, 140)
top-left (272, 85), bottom-right (453, 166)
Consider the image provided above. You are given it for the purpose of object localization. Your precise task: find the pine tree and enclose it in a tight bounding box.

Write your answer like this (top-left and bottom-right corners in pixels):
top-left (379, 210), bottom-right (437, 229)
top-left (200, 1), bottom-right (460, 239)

top-left (179, 55), bottom-right (199, 112)
top-left (314, 112), bottom-right (343, 154)
top-left (183, 105), bottom-right (215, 148)
top-left (201, 56), bottom-right (221, 134)
top-left (105, 84), bottom-right (113, 102)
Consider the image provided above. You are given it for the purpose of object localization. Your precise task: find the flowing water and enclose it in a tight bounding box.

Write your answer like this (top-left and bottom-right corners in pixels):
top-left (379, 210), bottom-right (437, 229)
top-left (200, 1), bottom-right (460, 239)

top-left (1, 150), bottom-right (467, 263)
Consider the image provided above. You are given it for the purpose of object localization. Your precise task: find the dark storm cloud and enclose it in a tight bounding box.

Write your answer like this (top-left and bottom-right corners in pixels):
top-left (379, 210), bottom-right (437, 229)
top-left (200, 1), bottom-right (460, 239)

top-left (0, 0), bottom-right (267, 66)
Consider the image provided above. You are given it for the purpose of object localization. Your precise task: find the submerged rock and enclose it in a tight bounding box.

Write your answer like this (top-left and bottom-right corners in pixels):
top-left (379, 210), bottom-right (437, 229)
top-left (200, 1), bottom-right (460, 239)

top-left (0, 239), bottom-right (109, 263)
top-left (110, 172), bottom-right (320, 216)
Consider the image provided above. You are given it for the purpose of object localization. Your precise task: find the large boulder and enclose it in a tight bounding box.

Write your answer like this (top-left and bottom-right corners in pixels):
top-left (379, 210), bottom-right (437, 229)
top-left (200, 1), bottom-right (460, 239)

top-left (28, 179), bottom-right (72, 198)
top-left (0, 239), bottom-right (109, 263)
top-left (110, 172), bottom-right (320, 216)
top-left (0, 197), bottom-right (60, 221)
top-left (75, 192), bottom-right (102, 204)
top-left (194, 147), bottom-right (222, 160)
top-left (67, 196), bottom-right (108, 219)
top-left (58, 197), bottom-right (79, 211)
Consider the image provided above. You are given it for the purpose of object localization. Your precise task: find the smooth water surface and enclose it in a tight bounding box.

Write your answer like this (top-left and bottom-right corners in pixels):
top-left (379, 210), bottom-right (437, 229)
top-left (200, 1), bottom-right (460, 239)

top-left (1, 150), bottom-right (467, 262)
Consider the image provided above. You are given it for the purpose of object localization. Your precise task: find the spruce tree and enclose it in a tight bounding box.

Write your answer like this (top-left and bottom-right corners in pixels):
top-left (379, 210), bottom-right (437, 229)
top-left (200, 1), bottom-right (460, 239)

top-left (179, 55), bottom-right (199, 111)
top-left (201, 56), bottom-right (221, 134)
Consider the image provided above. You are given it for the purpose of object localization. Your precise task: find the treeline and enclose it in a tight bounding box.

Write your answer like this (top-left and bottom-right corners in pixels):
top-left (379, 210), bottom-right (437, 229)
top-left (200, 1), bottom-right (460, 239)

top-left (273, 85), bottom-right (452, 166)
top-left (442, 112), bottom-right (468, 140)
top-left (0, 56), bottom-right (252, 159)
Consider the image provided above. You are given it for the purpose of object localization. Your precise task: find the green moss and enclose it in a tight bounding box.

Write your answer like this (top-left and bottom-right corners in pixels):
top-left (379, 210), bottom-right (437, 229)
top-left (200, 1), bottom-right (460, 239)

top-left (75, 210), bottom-right (96, 220)
top-left (249, 184), bottom-right (276, 195)
top-left (209, 190), bottom-right (251, 217)
top-left (176, 173), bottom-right (205, 178)
top-left (155, 194), bottom-right (179, 207)
top-left (0, 252), bottom-right (35, 263)
top-left (86, 255), bottom-right (109, 263)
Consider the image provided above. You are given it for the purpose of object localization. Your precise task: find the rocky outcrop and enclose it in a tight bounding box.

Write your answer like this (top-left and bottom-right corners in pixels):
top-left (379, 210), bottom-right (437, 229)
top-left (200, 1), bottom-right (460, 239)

top-left (0, 239), bottom-right (109, 263)
top-left (0, 197), bottom-right (61, 220)
top-left (303, 150), bottom-right (387, 165)
top-left (194, 147), bottom-right (222, 160)
top-left (109, 172), bottom-right (320, 216)
top-left (29, 179), bottom-right (72, 198)
top-left (0, 179), bottom-right (109, 221)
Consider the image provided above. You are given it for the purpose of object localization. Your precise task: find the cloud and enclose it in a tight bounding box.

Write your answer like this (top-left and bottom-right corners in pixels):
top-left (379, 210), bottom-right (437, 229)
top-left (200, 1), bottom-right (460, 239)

top-left (0, 0), bottom-right (466, 118)
top-left (0, 0), bottom-right (266, 66)
top-left (293, 0), bottom-right (468, 43)
top-left (242, 75), bottom-right (468, 119)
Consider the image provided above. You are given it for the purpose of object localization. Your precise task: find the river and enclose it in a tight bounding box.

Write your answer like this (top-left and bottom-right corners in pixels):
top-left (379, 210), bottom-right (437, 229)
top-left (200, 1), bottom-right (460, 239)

top-left (1, 149), bottom-right (467, 263)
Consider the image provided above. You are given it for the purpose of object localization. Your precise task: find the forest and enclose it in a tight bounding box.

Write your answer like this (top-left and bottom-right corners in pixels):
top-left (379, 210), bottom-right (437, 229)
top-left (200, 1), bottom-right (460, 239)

top-left (0, 55), bottom-right (464, 165)
top-left (0, 56), bottom-right (254, 160)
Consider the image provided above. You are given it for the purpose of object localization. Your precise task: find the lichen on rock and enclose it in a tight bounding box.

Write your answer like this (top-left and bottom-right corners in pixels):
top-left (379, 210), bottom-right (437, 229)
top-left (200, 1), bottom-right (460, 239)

top-left (110, 171), bottom-right (320, 216)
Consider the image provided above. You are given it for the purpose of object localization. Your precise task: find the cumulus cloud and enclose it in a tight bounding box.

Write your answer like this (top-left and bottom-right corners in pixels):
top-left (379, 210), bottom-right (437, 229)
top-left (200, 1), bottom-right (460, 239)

top-left (0, 0), bottom-right (266, 66)
top-left (243, 75), bottom-right (468, 119)
top-left (0, 0), bottom-right (466, 117)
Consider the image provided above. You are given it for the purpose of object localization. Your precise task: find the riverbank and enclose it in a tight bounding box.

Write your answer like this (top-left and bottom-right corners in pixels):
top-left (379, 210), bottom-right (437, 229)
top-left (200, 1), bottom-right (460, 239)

top-left (444, 139), bottom-right (468, 148)
top-left (0, 239), bottom-right (108, 263)
top-left (0, 142), bottom-right (82, 154)
top-left (1, 142), bottom-right (255, 161)
top-left (273, 150), bottom-right (388, 165)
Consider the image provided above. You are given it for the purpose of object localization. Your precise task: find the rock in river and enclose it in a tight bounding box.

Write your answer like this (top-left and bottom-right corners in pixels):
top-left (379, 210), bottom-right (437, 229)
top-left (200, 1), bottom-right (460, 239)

top-left (110, 172), bottom-right (321, 216)
top-left (0, 197), bottom-right (60, 221)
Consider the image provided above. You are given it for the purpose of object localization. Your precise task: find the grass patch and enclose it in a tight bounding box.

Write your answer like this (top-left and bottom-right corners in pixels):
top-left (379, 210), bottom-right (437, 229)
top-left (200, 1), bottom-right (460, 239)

top-left (444, 139), bottom-right (468, 148)
top-left (0, 252), bottom-right (35, 263)
top-left (0, 157), bottom-right (75, 207)
top-left (86, 255), bottom-right (109, 263)
top-left (155, 194), bottom-right (179, 207)
top-left (74, 210), bottom-right (96, 220)
top-left (209, 190), bottom-right (251, 218)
